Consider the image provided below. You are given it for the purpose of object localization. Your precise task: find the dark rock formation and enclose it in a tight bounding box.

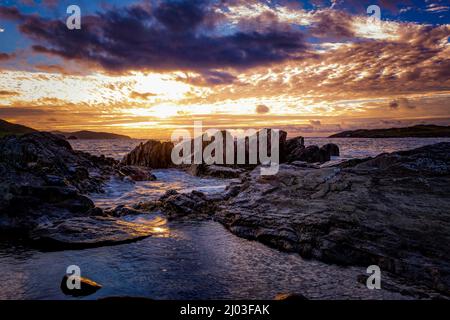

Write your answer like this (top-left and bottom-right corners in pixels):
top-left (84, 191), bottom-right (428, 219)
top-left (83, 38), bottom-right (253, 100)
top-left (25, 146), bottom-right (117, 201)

top-left (189, 164), bottom-right (245, 178)
top-left (122, 140), bottom-right (174, 168)
top-left (118, 165), bottom-right (156, 181)
top-left (284, 137), bottom-right (339, 163)
top-left (30, 215), bottom-right (166, 250)
top-left (61, 274), bottom-right (102, 297)
top-left (321, 143), bottom-right (340, 157)
top-left (0, 132), bottom-right (160, 248)
top-left (284, 136), bottom-right (305, 162)
top-left (216, 143), bottom-right (450, 296)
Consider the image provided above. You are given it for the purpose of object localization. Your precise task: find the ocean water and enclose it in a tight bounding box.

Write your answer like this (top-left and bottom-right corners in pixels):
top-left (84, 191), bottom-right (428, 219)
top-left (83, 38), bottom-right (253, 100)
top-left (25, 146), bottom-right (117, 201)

top-left (69, 137), bottom-right (450, 161)
top-left (1, 138), bottom-right (447, 300)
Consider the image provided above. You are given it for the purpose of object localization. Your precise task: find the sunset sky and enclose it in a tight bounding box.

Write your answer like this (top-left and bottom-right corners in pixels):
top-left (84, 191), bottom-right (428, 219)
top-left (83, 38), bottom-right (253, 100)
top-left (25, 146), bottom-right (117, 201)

top-left (0, 0), bottom-right (449, 139)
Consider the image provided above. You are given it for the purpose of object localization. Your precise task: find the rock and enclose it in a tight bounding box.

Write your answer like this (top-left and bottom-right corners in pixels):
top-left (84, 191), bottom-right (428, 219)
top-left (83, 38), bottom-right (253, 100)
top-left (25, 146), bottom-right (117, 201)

top-left (61, 274), bottom-right (102, 297)
top-left (293, 145), bottom-right (328, 163)
top-left (141, 189), bottom-right (219, 220)
top-left (118, 165), bottom-right (156, 181)
top-left (274, 293), bottom-right (308, 301)
top-left (30, 215), bottom-right (167, 250)
top-left (217, 143), bottom-right (450, 295)
top-left (122, 140), bottom-right (174, 169)
top-left (321, 143), bottom-right (340, 157)
top-left (67, 135), bottom-right (78, 140)
top-left (189, 164), bottom-right (245, 178)
top-left (284, 136), bottom-right (305, 162)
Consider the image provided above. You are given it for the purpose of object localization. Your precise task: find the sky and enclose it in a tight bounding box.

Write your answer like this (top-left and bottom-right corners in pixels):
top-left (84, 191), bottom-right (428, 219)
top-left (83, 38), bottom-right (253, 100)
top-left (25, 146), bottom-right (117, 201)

top-left (0, 0), bottom-right (449, 139)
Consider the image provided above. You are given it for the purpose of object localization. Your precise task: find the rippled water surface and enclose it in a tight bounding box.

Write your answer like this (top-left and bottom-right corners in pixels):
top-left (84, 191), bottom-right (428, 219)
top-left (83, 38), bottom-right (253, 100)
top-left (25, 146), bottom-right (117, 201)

top-left (1, 138), bottom-right (447, 300)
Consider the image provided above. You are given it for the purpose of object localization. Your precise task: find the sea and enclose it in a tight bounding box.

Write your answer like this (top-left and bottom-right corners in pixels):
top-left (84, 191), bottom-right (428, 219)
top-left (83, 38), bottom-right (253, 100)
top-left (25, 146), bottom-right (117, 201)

top-left (0, 137), bottom-right (449, 300)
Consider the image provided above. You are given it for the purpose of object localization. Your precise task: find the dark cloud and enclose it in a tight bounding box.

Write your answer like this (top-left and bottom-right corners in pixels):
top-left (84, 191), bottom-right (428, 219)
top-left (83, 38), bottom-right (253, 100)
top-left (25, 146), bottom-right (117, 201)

top-left (389, 100), bottom-right (399, 109)
top-left (0, 52), bottom-right (14, 61)
top-left (256, 104), bottom-right (270, 114)
top-left (389, 98), bottom-right (416, 110)
top-left (0, 2), bottom-right (309, 74)
top-left (310, 10), bottom-right (355, 39)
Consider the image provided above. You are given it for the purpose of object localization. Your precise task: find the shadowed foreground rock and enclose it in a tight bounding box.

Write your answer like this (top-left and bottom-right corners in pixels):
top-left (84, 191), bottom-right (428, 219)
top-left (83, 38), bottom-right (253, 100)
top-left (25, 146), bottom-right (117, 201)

top-left (0, 132), bottom-right (159, 248)
top-left (216, 142), bottom-right (450, 296)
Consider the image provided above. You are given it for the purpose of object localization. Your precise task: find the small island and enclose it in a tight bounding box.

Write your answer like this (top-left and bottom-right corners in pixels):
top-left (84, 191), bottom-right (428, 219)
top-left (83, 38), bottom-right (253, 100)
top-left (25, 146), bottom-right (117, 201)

top-left (329, 125), bottom-right (450, 138)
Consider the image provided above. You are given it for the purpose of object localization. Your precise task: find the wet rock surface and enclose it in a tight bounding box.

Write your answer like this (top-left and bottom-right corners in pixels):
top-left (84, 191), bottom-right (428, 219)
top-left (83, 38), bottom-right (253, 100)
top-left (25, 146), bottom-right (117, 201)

top-left (122, 139), bottom-right (174, 169)
top-left (0, 132), bottom-right (159, 247)
top-left (29, 215), bottom-right (167, 250)
top-left (216, 143), bottom-right (450, 297)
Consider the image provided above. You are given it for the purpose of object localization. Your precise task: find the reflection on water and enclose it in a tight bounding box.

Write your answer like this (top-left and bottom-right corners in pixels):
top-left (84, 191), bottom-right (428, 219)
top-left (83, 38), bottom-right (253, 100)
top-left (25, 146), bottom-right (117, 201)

top-left (0, 221), bottom-right (407, 300)
top-left (2, 138), bottom-right (445, 300)
top-left (91, 169), bottom-right (237, 210)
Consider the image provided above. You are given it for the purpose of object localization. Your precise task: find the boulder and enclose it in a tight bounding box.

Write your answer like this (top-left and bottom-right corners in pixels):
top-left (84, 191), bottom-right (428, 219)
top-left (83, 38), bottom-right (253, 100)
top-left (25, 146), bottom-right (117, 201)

top-left (121, 140), bottom-right (174, 169)
top-left (217, 143), bottom-right (450, 296)
top-left (118, 165), bottom-right (156, 181)
top-left (320, 143), bottom-right (340, 157)
top-left (61, 275), bottom-right (102, 297)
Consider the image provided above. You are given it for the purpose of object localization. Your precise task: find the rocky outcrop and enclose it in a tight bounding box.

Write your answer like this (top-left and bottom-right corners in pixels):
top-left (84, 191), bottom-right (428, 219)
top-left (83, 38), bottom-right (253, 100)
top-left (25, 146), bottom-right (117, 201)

top-left (321, 143), bottom-right (340, 157)
top-left (30, 215), bottom-right (167, 250)
top-left (122, 140), bottom-right (174, 168)
top-left (216, 143), bottom-right (450, 296)
top-left (118, 165), bottom-right (156, 181)
top-left (284, 138), bottom-right (339, 163)
top-left (189, 164), bottom-right (245, 178)
top-left (0, 132), bottom-right (159, 248)
top-left (121, 130), bottom-right (339, 179)
top-left (135, 189), bottom-right (217, 220)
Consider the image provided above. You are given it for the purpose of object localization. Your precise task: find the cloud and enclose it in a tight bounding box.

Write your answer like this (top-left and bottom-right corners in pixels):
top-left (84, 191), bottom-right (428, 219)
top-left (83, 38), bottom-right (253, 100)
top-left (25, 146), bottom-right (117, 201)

top-left (255, 104), bottom-right (270, 114)
top-left (0, 2), bottom-right (310, 75)
top-left (389, 98), bottom-right (416, 110)
top-left (309, 120), bottom-right (322, 125)
top-left (0, 52), bottom-right (14, 61)
top-left (0, 90), bottom-right (19, 97)
top-left (178, 70), bottom-right (237, 86)
top-left (130, 91), bottom-right (157, 100)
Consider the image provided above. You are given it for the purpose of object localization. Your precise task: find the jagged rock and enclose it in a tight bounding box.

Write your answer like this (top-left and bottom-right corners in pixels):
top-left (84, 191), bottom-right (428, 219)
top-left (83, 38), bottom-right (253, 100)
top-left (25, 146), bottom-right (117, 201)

top-left (297, 145), bottom-right (328, 163)
top-left (216, 143), bottom-right (450, 295)
top-left (135, 189), bottom-right (219, 220)
top-left (61, 274), bottom-right (102, 297)
top-left (189, 164), bottom-right (245, 178)
top-left (321, 143), bottom-right (340, 157)
top-left (118, 165), bottom-right (156, 181)
top-left (122, 140), bottom-right (174, 169)
top-left (284, 136), bottom-right (305, 162)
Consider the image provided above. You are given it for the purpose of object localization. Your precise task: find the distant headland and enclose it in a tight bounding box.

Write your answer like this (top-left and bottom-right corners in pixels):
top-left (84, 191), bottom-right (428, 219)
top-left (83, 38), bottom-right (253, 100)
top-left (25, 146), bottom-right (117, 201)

top-left (329, 125), bottom-right (450, 138)
top-left (0, 119), bottom-right (130, 140)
